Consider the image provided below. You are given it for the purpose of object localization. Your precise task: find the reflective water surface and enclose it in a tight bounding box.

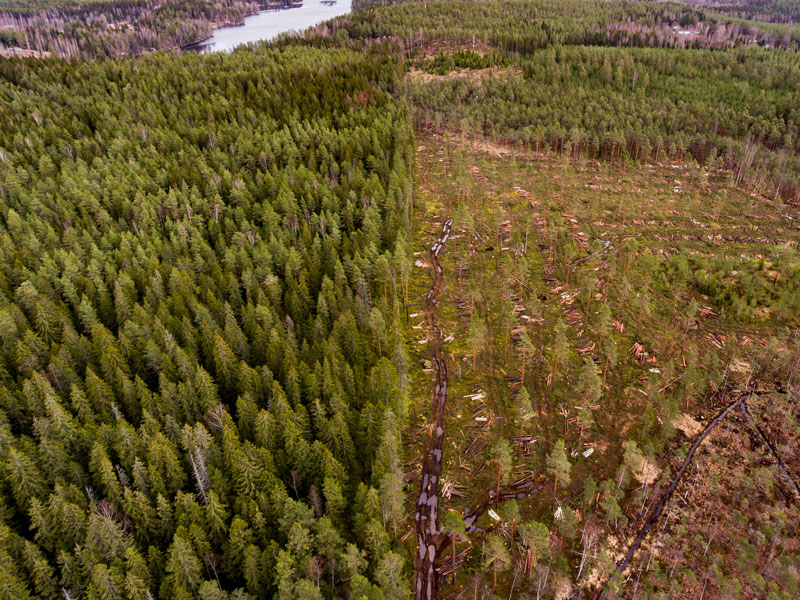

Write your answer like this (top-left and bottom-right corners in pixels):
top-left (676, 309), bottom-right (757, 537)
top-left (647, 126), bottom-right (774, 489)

top-left (192, 0), bottom-right (351, 53)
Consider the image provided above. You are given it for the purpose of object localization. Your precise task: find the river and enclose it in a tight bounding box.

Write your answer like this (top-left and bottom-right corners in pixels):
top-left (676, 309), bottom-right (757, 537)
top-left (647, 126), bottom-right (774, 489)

top-left (191, 0), bottom-right (352, 53)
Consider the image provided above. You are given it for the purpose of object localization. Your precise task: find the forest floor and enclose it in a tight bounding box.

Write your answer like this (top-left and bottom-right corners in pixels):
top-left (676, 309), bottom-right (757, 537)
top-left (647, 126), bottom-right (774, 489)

top-left (401, 131), bottom-right (800, 599)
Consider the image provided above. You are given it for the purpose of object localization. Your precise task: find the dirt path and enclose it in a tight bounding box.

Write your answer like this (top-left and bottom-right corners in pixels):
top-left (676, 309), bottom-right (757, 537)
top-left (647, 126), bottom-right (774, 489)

top-left (414, 218), bottom-right (453, 600)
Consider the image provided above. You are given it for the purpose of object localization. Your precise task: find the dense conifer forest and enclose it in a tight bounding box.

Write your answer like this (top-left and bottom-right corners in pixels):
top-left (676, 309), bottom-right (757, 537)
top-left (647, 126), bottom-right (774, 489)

top-left (1, 0), bottom-right (800, 599)
top-left (0, 44), bottom-right (416, 599)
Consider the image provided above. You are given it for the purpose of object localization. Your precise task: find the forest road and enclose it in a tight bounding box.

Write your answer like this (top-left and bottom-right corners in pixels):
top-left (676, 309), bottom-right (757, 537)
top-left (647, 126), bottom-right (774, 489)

top-left (414, 217), bottom-right (453, 600)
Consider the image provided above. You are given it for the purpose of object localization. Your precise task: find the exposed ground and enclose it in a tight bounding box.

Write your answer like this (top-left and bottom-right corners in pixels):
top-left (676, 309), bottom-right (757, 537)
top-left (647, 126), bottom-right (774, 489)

top-left (405, 66), bottom-right (521, 85)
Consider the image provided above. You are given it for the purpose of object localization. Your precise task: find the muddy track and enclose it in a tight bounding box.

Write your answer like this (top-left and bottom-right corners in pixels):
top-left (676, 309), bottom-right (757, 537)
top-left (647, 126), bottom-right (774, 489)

top-left (414, 218), bottom-right (453, 600)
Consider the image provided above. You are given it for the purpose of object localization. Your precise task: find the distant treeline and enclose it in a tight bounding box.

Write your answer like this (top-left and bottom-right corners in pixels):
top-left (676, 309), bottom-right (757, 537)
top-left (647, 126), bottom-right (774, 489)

top-left (405, 45), bottom-right (800, 199)
top-left (354, 0), bottom-right (800, 26)
top-left (0, 0), bottom-right (269, 58)
top-left (341, 0), bottom-right (800, 51)
top-left (4, 0), bottom-right (800, 59)
top-left (682, 0), bottom-right (800, 24)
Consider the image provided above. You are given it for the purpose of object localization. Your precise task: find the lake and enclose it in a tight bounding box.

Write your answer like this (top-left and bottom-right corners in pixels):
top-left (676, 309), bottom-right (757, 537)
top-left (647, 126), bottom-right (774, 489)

top-left (192, 0), bottom-right (352, 53)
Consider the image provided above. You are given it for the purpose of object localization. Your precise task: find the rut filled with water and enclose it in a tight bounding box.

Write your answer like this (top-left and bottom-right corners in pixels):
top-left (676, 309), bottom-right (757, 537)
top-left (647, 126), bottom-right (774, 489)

top-left (414, 218), bottom-right (452, 600)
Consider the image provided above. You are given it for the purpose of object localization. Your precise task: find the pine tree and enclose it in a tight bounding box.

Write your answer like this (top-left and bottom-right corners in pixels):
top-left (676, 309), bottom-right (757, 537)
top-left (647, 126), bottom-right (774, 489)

top-left (3, 447), bottom-right (48, 513)
top-left (623, 440), bottom-right (644, 479)
top-left (378, 470), bottom-right (404, 535)
top-left (243, 544), bottom-right (264, 597)
top-left (22, 540), bottom-right (58, 599)
top-left (469, 317), bottom-right (487, 373)
top-left (339, 543), bottom-right (368, 582)
top-left (490, 439), bottom-right (513, 506)
top-left (546, 439), bottom-right (571, 494)
top-left (599, 479), bottom-right (624, 528)
top-left (518, 520), bottom-right (550, 567)
top-left (165, 531), bottom-right (203, 593)
top-left (0, 544), bottom-right (33, 600)
top-left (225, 517), bottom-right (254, 572)
top-left (205, 491), bottom-right (229, 544)
top-left (439, 510), bottom-right (467, 586)
top-left (578, 357), bottom-right (602, 404)
top-left (515, 386), bottom-right (531, 434)
top-left (198, 581), bottom-right (229, 600)
top-left (87, 563), bottom-right (125, 600)
top-left (313, 516), bottom-right (343, 588)
top-left (322, 476), bottom-right (346, 519)
top-left (484, 533), bottom-right (511, 590)
top-left (371, 551), bottom-right (405, 598)
top-left (123, 547), bottom-right (151, 600)
top-left (294, 578), bottom-right (324, 600)
top-left (550, 318), bottom-right (569, 385)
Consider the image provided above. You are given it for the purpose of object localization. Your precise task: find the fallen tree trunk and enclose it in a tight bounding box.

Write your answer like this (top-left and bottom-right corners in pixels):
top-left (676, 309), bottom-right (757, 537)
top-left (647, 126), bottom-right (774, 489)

top-left (740, 398), bottom-right (800, 499)
top-left (596, 393), bottom-right (748, 599)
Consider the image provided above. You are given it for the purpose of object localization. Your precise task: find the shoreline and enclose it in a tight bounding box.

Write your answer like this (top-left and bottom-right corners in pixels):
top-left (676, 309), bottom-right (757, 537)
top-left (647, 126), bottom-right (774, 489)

top-left (181, 0), bottom-right (303, 51)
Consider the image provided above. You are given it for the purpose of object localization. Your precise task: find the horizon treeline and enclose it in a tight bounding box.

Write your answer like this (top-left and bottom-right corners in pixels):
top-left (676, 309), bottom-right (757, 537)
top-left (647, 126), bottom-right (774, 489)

top-left (0, 43), bottom-right (415, 599)
top-left (0, 0), bottom-right (266, 58)
top-left (682, 0), bottom-right (800, 24)
top-left (5, 0), bottom-right (800, 59)
top-left (348, 0), bottom-right (800, 49)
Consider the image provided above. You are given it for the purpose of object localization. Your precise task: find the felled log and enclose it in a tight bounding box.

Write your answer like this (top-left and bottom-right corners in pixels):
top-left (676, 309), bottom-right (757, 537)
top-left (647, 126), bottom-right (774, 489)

top-left (470, 440), bottom-right (489, 457)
